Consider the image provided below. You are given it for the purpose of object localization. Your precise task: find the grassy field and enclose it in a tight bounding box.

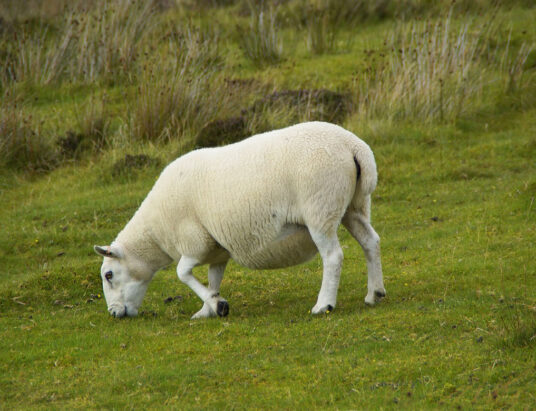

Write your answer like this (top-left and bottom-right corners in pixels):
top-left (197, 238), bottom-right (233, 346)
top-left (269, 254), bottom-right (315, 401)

top-left (1, 0), bottom-right (535, 409)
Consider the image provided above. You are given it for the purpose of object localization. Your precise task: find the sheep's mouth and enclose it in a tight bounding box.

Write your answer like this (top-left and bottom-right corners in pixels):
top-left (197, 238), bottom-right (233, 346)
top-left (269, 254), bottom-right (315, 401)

top-left (109, 305), bottom-right (139, 318)
top-left (108, 305), bottom-right (127, 318)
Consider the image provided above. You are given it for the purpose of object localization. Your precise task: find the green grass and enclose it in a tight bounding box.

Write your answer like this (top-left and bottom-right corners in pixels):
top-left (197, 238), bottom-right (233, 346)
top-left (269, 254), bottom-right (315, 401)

top-left (1, 1), bottom-right (536, 409)
top-left (1, 108), bottom-right (535, 409)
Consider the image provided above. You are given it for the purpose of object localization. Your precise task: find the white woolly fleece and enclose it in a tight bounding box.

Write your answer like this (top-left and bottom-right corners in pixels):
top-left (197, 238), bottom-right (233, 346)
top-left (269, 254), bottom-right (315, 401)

top-left (116, 121), bottom-right (378, 271)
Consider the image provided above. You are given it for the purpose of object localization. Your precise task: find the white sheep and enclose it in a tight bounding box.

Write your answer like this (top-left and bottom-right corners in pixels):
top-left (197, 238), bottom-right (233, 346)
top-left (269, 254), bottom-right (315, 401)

top-left (94, 121), bottom-right (385, 319)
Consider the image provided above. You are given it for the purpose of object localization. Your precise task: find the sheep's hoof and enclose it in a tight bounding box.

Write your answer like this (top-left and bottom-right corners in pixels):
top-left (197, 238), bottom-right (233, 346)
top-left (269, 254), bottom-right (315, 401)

top-left (311, 303), bottom-right (335, 315)
top-left (191, 303), bottom-right (217, 319)
top-left (365, 288), bottom-right (386, 306)
top-left (216, 300), bottom-right (229, 317)
top-left (375, 290), bottom-right (386, 298)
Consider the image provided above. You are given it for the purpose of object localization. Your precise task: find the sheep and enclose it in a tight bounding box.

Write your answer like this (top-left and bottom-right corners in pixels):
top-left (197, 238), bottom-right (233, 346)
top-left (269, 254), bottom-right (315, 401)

top-left (94, 121), bottom-right (385, 319)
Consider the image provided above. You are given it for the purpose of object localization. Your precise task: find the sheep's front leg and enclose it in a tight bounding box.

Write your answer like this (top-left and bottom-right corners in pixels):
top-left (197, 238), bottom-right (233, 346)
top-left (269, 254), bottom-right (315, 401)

top-left (177, 257), bottom-right (229, 318)
top-left (191, 262), bottom-right (228, 319)
top-left (309, 230), bottom-right (344, 314)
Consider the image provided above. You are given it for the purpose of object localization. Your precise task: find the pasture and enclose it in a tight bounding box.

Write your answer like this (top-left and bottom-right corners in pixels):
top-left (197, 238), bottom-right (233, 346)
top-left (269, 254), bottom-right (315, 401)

top-left (1, 0), bottom-right (535, 409)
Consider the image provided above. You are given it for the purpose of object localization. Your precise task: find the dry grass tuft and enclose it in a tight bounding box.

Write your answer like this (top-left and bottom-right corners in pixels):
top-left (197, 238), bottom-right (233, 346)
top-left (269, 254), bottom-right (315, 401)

top-left (124, 26), bottom-right (236, 142)
top-left (237, 1), bottom-right (283, 67)
top-left (1, 0), bottom-right (156, 86)
top-left (69, 0), bottom-right (155, 83)
top-left (0, 97), bottom-right (58, 172)
top-left (493, 301), bottom-right (536, 349)
top-left (354, 12), bottom-right (535, 123)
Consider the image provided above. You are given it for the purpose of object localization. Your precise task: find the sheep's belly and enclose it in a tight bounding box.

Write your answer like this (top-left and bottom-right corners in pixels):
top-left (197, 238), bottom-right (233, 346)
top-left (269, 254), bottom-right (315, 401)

top-left (234, 225), bottom-right (318, 270)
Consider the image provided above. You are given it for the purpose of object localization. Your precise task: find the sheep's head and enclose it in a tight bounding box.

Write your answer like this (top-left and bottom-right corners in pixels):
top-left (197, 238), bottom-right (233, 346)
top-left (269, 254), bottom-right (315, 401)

top-left (94, 244), bottom-right (152, 318)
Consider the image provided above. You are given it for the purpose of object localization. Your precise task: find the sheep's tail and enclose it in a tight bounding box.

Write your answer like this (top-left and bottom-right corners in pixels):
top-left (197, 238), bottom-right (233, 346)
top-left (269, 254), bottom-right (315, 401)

top-left (349, 137), bottom-right (378, 216)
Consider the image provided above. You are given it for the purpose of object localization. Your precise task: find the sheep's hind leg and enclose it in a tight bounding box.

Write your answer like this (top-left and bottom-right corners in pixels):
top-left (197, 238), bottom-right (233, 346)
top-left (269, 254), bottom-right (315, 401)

top-left (342, 204), bottom-right (386, 306)
top-left (309, 229), bottom-right (344, 314)
top-left (191, 262), bottom-right (228, 319)
top-left (177, 257), bottom-right (229, 318)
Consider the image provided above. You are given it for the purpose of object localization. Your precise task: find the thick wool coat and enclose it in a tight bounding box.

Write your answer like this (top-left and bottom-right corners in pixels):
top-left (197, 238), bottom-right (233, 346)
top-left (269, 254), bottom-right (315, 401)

top-left (116, 121), bottom-right (377, 271)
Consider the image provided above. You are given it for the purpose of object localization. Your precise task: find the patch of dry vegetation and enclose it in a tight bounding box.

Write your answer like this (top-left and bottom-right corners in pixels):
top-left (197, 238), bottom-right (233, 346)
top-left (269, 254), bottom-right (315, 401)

top-left (353, 12), bottom-right (535, 123)
top-left (0, 95), bottom-right (58, 172)
top-left (0, 0), bottom-right (534, 173)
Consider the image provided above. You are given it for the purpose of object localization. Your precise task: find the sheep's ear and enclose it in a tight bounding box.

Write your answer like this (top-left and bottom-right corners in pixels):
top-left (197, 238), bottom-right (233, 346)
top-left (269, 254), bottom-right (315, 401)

top-left (94, 245), bottom-right (121, 258)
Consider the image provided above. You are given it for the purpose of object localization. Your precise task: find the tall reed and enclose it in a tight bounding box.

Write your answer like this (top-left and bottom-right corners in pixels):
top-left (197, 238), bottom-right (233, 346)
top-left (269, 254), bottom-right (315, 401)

top-left (299, 0), bottom-right (361, 55)
top-left (71, 0), bottom-right (155, 83)
top-left (237, 1), bottom-right (282, 67)
top-left (353, 12), bottom-right (535, 123)
top-left (2, 0), bottom-right (155, 86)
top-left (125, 26), bottom-right (235, 142)
top-left (9, 16), bottom-right (76, 85)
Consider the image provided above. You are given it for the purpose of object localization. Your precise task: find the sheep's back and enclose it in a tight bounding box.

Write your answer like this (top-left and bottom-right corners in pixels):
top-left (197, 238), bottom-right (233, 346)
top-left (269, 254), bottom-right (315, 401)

top-left (150, 122), bottom-right (361, 268)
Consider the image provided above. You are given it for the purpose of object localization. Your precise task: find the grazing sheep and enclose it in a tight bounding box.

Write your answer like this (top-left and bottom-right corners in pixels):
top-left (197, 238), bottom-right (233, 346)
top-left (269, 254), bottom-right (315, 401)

top-left (94, 121), bottom-right (385, 319)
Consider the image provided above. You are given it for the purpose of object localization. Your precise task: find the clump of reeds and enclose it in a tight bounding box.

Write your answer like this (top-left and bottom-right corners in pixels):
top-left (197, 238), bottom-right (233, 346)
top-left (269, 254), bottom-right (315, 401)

top-left (237, 1), bottom-right (282, 67)
top-left (124, 26), bottom-right (236, 143)
top-left (353, 11), bottom-right (535, 123)
top-left (291, 0), bottom-right (362, 55)
top-left (285, 0), bottom-right (391, 55)
top-left (75, 95), bottom-right (110, 150)
top-left (2, 0), bottom-right (156, 86)
top-left (499, 32), bottom-right (535, 95)
top-left (70, 0), bottom-right (155, 83)
top-left (303, 3), bottom-right (338, 55)
top-left (0, 0), bottom-right (75, 23)
top-left (0, 96), bottom-right (58, 172)
top-left (8, 16), bottom-right (76, 85)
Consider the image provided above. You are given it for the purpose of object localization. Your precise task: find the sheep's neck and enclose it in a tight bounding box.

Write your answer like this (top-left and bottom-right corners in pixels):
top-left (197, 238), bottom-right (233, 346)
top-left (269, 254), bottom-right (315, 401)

top-left (116, 214), bottom-right (173, 272)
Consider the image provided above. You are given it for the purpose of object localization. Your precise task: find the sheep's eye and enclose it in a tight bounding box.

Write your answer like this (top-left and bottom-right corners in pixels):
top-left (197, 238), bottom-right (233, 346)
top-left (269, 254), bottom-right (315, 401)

top-left (105, 271), bottom-right (113, 281)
